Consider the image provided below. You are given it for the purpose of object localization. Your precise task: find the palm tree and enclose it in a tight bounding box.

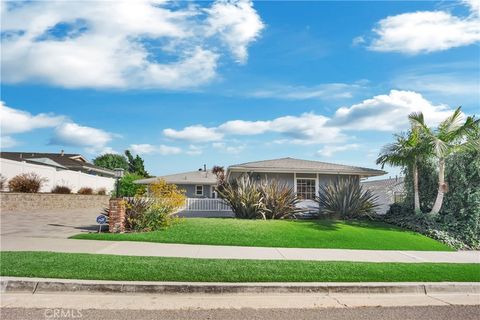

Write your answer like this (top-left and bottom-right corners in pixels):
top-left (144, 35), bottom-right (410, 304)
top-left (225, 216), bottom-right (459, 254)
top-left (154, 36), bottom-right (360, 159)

top-left (409, 107), bottom-right (479, 215)
top-left (376, 129), bottom-right (425, 214)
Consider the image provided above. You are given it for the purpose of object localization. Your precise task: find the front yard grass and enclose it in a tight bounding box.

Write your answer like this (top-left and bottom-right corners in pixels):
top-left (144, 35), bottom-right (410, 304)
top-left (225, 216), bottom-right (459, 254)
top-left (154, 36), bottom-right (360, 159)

top-left (2, 251), bottom-right (478, 282)
top-left (72, 218), bottom-right (453, 251)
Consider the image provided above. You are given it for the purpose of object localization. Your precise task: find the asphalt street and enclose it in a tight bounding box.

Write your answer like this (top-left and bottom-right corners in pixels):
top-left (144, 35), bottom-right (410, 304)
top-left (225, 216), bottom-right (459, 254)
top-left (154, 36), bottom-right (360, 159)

top-left (2, 306), bottom-right (480, 320)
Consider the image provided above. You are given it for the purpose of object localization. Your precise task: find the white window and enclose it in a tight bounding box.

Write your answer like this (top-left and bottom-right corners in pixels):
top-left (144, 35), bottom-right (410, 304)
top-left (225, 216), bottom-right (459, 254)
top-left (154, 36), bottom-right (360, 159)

top-left (195, 185), bottom-right (203, 196)
top-left (296, 178), bottom-right (316, 200)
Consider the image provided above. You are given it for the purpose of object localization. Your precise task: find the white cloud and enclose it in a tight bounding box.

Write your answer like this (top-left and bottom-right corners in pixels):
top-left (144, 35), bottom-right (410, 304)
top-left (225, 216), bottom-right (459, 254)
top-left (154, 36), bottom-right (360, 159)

top-left (317, 144), bottom-right (360, 157)
top-left (130, 143), bottom-right (182, 155)
top-left (249, 82), bottom-right (365, 100)
top-left (0, 136), bottom-right (18, 148)
top-left (163, 125), bottom-right (224, 142)
top-left (367, 1), bottom-right (480, 54)
top-left (186, 145), bottom-right (203, 155)
top-left (159, 145), bottom-right (182, 155)
top-left (163, 90), bottom-right (461, 145)
top-left (205, 0), bottom-right (264, 63)
top-left (212, 142), bottom-right (245, 154)
top-left (1, 0), bottom-right (264, 89)
top-left (329, 90), bottom-right (453, 131)
top-left (51, 122), bottom-right (114, 153)
top-left (0, 101), bottom-right (64, 135)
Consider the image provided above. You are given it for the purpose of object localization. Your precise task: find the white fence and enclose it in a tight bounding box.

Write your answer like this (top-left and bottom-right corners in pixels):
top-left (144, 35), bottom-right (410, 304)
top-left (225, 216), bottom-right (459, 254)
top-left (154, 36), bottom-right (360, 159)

top-left (180, 198), bottom-right (232, 212)
top-left (0, 158), bottom-right (116, 193)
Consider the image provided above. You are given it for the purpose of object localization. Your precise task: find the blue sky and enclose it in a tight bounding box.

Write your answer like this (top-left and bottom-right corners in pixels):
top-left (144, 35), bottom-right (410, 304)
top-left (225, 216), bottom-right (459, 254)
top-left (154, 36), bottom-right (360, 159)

top-left (1, 0), bottom-right (479, 177)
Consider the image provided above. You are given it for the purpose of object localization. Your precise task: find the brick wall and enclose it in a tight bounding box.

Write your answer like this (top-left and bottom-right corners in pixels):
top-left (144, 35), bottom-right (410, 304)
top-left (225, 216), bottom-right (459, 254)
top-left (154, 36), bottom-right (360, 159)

top-left (0, 193), bottom-right (110, 212)
top-left (108, 199), bottom-right (126, 233)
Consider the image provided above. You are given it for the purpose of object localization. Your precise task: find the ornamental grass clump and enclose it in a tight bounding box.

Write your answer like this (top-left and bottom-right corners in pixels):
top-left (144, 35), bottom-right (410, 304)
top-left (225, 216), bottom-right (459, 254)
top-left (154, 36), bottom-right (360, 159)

top-left (259, 180), bottom-right (302, 219)
top-left (77, 187), bottom-right (93, 195)
top-left (8, 173), bottom-right (46, 193)
top-left (316, 178), bottom-right (379, 219)
top-left (218, 175), bottom-right (301, 219)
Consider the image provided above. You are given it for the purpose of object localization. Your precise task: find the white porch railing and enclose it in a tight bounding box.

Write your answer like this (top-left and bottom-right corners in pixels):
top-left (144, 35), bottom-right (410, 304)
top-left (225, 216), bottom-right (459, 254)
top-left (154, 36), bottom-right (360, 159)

top-left (180, 198), bottom-right (232, 212)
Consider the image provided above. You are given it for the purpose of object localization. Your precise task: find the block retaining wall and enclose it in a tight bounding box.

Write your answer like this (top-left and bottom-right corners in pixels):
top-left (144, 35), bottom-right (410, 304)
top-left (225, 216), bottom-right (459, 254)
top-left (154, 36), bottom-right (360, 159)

top-left (0, 193), bottom-right (110, 212)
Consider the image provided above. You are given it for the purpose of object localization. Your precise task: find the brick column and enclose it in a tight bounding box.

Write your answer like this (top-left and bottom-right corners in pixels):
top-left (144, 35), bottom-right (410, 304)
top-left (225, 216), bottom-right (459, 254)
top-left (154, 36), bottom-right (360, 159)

top-left (109, 199), bottom-right (126, 233)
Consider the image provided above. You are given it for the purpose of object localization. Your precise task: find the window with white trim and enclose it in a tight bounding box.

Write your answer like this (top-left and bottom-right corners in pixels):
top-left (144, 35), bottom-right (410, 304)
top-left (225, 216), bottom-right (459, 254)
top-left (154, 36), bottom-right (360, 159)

top-left (296, 179), bottom-right (316, 200)
top-left (195, 185), bottom-right (203, 196)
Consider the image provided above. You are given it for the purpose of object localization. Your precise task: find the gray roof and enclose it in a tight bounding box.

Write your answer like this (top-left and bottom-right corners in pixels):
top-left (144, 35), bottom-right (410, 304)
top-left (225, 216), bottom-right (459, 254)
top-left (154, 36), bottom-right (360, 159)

top-left (228, 157), bottom-right (386, 177)
top-left (362, 177), bottom-right (405, 192)
top-left (135, 170), bottom-right (217, 185)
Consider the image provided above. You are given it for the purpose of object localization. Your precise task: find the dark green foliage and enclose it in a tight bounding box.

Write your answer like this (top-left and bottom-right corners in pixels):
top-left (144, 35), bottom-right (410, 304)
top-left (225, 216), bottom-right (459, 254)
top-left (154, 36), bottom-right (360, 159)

top-left (77, 187), bottom-right (93, 195)
top-left (316, 179), bottom-right (379, 219)
top-left (51, 185), bottom-right (71, 194)
top-left (8, 173), bottom-right (46, 193)
top-left (117, 173), bottom-right (146, 197)
top-left (125, 150), bottom-right (149, 177)
top-left (385, 149), bottom-right (480, 249)
top-left (403, 158), bottom-right (437, 211)
top-left (124, 197), bottom-right (154, 231)
top-left (93, 153), bottom-right (129, 171)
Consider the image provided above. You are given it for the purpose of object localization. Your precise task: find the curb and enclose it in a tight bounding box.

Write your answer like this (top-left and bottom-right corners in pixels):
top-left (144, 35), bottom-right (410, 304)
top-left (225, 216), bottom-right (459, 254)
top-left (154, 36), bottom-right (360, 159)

top-left (1, 278), bottom-right (479, 295)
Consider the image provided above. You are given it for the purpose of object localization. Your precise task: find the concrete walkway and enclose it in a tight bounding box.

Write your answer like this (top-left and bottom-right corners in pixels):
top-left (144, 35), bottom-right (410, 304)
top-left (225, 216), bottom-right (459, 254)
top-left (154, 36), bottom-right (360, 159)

top-left (1, 235), bottom-right (479, 263)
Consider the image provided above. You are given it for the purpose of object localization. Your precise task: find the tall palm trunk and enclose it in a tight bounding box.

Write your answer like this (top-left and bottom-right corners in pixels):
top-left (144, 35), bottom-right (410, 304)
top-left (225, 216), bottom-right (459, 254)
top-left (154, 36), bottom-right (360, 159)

top-left (430, 158), bottom-right (445, 215)
top-left (412, 161), bottom-right (421, 214)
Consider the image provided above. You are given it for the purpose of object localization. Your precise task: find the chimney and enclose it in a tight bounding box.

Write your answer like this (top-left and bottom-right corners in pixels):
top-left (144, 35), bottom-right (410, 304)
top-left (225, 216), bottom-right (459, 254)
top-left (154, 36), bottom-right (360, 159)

top-left (60, 150), bottom-right (64, 156)
top-left (203, 164), bottom-right (207, 172)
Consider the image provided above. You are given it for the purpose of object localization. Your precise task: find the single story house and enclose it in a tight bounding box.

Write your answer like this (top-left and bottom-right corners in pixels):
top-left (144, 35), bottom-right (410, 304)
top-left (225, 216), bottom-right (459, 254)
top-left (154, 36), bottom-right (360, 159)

top-left (135, 169), bottom-right (218, 198)
top-left (136, 157), bottom-right (386, 201)
top-left (362, 177), bottom-right (405, 214)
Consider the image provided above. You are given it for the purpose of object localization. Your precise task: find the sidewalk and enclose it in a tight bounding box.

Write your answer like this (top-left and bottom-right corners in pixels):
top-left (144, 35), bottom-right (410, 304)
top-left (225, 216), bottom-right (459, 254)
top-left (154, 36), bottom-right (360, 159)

top-left (1, 235), bottom-right (479, 263)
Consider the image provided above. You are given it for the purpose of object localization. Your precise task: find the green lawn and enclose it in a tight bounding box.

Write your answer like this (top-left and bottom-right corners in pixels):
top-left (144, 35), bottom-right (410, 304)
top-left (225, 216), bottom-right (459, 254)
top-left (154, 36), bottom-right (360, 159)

top-left (1, 251), bottom-right (478, 282)
top-left (72, 218), bottom-right (453, 251)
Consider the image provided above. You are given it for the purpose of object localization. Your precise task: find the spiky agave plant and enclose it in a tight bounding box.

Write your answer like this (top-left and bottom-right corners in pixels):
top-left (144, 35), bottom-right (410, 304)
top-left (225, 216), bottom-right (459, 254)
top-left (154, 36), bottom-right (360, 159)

top-left (259, 179), bottom-right (302, 219)
top-left (316, 179), bottom-right (379, 219)
top-left (217, 174), bottom-right (264, 219)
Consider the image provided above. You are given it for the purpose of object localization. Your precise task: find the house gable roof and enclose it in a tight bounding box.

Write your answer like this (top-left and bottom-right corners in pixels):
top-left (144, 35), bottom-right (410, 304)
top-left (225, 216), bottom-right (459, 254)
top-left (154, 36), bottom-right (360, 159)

top-left (362, 177), bottom-right (405, 192)
top-left (228, 157), bottom-right (386, 177)
top-left (135, 170), bottom-right (217, 185)
top-left (0, 152), bottom-right (115, 177)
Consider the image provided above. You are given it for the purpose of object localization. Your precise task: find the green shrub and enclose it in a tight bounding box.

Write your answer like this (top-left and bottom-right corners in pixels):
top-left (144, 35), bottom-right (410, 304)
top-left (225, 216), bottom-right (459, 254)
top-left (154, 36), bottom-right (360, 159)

top-left (77, 187), bottom-right (93, 195)
top-left (8, 173), bottom-right (46, 193)
top-left (117, 173), bottom-right (146, 197)
top-left (51, 185), bottom-right (71, 194)
top-left (259, 180), bottom-right (302, 219)
top-left (316, 179), bottom-right (379, 219)
top-left (124, 197), bottom-right (154, 231)
top-left (139, 204), bottom-right (180, 231)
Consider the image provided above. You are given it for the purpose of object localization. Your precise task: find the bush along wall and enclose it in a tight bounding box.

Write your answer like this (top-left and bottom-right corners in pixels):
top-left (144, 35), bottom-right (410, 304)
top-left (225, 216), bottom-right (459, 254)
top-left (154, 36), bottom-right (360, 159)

top-left (383, 149), bottom-right (480, 250)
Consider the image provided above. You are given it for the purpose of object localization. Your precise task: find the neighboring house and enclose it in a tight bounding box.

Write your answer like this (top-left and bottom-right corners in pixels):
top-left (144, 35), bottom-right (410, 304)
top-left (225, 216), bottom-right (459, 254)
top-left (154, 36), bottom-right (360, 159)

top-left (135, 168), bottom-right (218, 198)
top-left (362, 177), bottom-right (405, 214)
top-left (0, 151), bottom-right (116, 193)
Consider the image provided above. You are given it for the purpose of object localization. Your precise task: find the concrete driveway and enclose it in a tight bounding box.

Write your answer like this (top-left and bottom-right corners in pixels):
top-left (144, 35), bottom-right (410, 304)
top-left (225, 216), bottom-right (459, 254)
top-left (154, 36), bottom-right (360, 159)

top-left (0, 207), bottom-right (105, 239)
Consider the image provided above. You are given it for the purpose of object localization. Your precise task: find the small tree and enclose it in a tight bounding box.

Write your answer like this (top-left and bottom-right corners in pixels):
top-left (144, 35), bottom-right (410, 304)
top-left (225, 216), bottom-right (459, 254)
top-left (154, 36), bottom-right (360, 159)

top-left (93, 153), bottom-right (129, 171)
top-left (125, 150), bottom-right (149, 177)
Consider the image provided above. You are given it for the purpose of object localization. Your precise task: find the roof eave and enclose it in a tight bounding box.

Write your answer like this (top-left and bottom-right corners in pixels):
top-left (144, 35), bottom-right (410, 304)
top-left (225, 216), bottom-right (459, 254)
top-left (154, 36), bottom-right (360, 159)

top-left (227, 167), bottom-right (386, 177)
